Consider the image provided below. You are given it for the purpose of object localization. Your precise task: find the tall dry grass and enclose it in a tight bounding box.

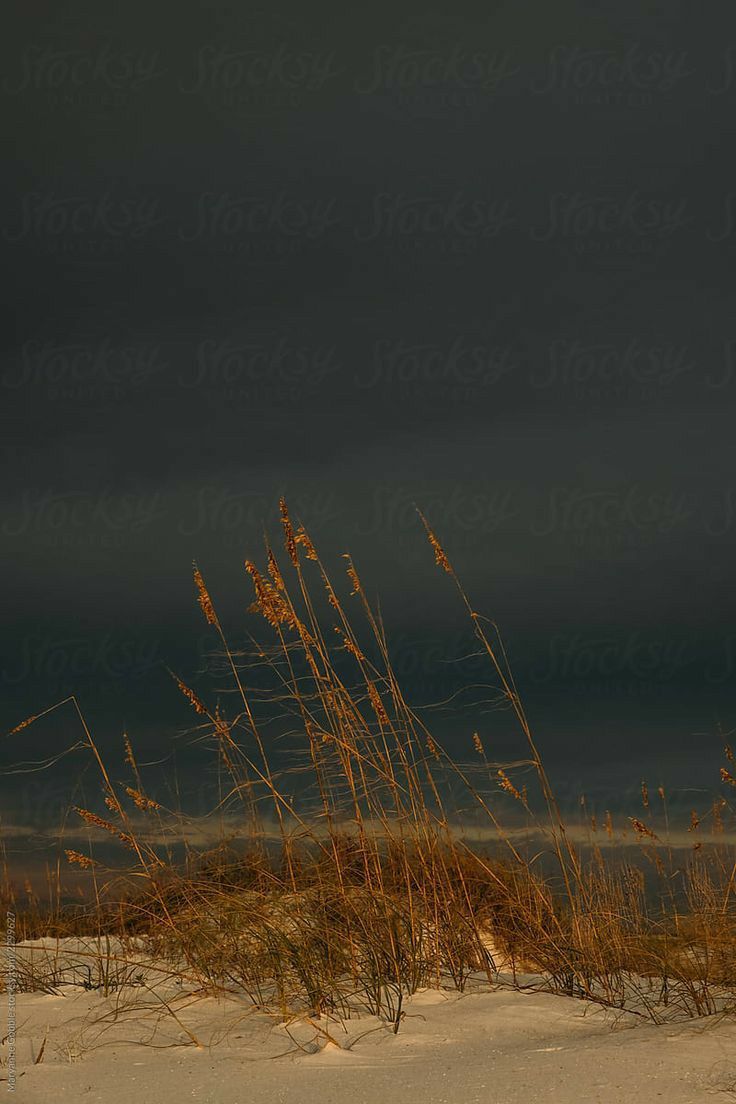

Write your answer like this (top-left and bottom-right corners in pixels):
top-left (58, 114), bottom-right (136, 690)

top-left (3, 500), bottom-right (736, 1031)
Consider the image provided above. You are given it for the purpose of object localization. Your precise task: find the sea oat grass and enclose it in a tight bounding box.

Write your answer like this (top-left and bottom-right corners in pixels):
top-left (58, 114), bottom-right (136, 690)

top-left (4, 505), bottom-right (736, 1030)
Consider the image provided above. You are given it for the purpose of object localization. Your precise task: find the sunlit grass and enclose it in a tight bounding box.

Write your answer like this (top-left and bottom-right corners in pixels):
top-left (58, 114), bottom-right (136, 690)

top-left (3, 499), bottom-right (736, 1036)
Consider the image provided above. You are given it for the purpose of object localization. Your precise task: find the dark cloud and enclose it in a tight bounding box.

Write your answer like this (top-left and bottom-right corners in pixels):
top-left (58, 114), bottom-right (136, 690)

top-left (4, 1), bottom-right (736, 835)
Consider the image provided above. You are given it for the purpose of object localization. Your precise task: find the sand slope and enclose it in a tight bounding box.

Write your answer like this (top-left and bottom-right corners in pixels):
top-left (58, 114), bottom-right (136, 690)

top-left (7, 972), bottom-right (736, 1103)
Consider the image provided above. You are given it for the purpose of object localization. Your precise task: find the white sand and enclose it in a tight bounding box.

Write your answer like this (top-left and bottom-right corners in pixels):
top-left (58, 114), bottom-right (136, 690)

top-left (4, 939), bottom-right (736, 1102)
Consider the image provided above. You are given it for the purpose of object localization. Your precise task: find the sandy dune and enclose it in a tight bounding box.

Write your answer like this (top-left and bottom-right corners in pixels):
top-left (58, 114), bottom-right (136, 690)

top-left (4, 939), bottom-right (736, 1103)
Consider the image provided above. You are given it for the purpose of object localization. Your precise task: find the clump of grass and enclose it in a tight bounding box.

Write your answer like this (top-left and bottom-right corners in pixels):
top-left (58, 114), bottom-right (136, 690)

top-left (4, 501), bottom-right (736, 1035)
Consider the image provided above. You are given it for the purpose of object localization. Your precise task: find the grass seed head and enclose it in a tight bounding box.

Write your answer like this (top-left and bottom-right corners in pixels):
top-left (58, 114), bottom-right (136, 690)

top-left (172, 674), bottom-right (208, 715)
top-left (295, 525), bottom-right (318, 561)
top-left (126, 787), bottom-right (161, 812)
top-left (367, 681), bottom-right (390, 726)
top-left (497, 769), bottom-right (523, 803)
top-left (64, 849), bottom-right (97, 869)
top-left (267, 548), bottom-right (286, 590)
top-left (246, 560), bottom-right (300, 631)
top-left (279, 498), bottom-right (298, 566)
top-left (343, 554), bottom-right (364, 597)
top-left (417, 510), bottom-right (453, 574)
top-left (336, 628), bottom-right (365, 662)
top-left (629, 817), bottom-right (658, 840)
top-left (123, 732), bottom-right (137, 771)
top-left (7, 712), bottom-right (40, 736)
top-left (74, 807), bottom-right (136, 849)
top-left (193, 563), bottom-right (219, 626)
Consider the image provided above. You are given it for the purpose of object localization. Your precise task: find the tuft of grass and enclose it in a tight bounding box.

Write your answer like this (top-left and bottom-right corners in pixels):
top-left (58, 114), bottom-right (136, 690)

top-left (3, 501), bottom-right (736, 1037)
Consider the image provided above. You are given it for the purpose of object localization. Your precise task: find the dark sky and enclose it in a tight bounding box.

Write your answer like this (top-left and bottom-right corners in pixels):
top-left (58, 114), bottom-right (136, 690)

top-left (4, 1), bottom-right (736, 843)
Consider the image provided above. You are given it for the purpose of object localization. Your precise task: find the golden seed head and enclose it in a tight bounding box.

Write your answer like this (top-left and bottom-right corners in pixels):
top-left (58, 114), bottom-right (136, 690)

top-left (366, 681), bottom-right (390, 726)
top-left (174, 675), bottom-right (208, 715)
top-left (343, 554), bottom-right (364, 597)
top-left (417, 510), bottom-right (452, 574)
top-left (267, 548), bottom-right (286, 591)
top-left (335, 628), bottom-right (365, 662)
top-left (629, 817), bottom-right (658, 840)
top-left (279, 498), bottom-right (298, 566)
top-left (246, 560), bottom-right (300, 631)
top-left (125, 786), bottom-right (160, 812)
top-left (123, 732), bottom-right (136, 770)
top-left (497, 769), bottom-right (523, 802)
top-left (74, 807), bottom-right (117, 833)
top-left (74, 807), bottom-right (136, 849)
top-left (7, 712), bottom-right (39, 737)
top-left (65, 849), bottom-right (97, 869)
top-left (295, 525), bottom-right (318, 561)
top-left (193, 563), bottom-right (218, 626)
top-left (472, 731), bottom-right (484, 755)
